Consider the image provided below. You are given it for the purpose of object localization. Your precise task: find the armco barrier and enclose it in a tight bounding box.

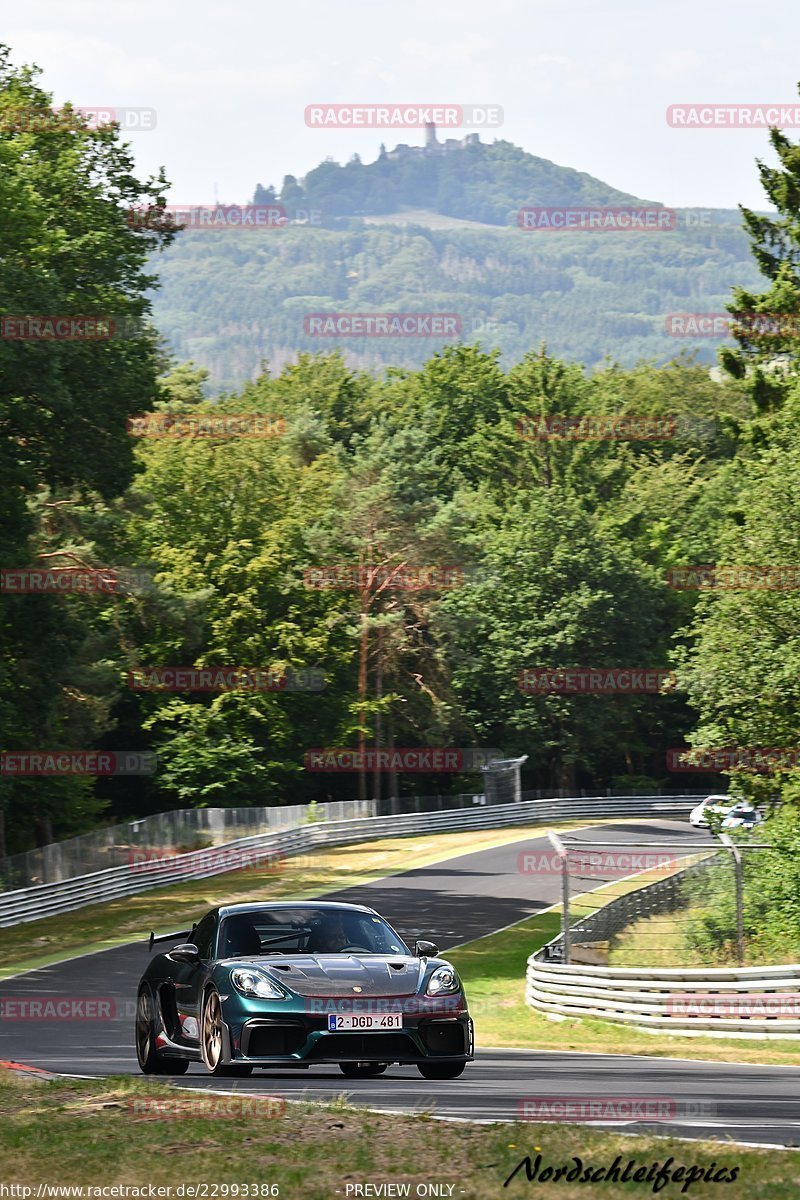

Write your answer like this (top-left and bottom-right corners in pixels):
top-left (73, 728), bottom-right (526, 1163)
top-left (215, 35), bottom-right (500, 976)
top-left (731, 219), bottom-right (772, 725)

top-left (526, 856), bottom-right (800, 1038)
top-left (526, 958), bottom-right (800, 1038)
top-left (0, 794), bottom-right (699, 928)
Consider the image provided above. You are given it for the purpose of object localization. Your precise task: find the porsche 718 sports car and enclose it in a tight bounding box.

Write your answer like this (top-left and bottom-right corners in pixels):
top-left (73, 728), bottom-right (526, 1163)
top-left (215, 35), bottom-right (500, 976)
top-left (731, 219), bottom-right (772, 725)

top-left (135, 901), bottom-right (473, 1079)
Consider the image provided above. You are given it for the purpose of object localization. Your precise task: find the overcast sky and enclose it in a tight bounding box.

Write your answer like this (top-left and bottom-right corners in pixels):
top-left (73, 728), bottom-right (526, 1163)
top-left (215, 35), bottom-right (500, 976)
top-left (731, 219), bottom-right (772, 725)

top-left (5, 0), bottom-right (798, 209)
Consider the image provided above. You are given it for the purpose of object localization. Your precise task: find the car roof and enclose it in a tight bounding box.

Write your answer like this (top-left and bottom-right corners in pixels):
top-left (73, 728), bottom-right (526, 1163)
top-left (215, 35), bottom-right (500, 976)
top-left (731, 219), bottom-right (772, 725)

top-left (216, 901), bottom-right (378, 918)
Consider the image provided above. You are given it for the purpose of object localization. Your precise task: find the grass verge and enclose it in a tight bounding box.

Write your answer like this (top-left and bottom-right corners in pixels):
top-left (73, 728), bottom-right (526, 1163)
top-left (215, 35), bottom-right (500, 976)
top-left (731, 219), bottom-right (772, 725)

top-left (0, 1067), bottom-right (796, 1198)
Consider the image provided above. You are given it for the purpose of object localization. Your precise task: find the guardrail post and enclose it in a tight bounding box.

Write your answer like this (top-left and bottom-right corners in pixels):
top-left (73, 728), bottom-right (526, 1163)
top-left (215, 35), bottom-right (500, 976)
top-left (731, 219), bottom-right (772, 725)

top-left (547, 830), bottom-right (570, 964)
top-left (720, 833), bottom-right (744, 966)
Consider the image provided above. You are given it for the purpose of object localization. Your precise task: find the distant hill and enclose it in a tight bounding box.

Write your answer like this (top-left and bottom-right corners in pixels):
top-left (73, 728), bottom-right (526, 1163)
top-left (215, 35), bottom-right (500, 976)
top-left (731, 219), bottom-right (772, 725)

top-left (147, 136), bottom-right (762, 390)
top-left (255, 134), bottom-right (652, 226)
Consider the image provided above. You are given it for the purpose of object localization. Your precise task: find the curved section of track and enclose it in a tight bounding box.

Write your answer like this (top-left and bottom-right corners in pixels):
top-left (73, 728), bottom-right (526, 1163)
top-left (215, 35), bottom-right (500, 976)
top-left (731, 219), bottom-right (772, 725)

top-left (4, 820), bottom-right (798, 1146)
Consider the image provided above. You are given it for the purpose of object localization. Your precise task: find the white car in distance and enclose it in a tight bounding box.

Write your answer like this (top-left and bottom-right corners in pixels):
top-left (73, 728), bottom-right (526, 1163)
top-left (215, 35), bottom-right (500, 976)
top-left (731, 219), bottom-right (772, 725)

top-left (721, 802), bottom-right (764, 831)
top-left (689, 794), bottom-right (740, 828)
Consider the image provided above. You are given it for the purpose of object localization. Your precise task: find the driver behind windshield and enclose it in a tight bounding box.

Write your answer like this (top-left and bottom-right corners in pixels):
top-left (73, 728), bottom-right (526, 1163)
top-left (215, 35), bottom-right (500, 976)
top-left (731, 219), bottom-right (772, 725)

top-left (311, 914), bottom-right (349, 952)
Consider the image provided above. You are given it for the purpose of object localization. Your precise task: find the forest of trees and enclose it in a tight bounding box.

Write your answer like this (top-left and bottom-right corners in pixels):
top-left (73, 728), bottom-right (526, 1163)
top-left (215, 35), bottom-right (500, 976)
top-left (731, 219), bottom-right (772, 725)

top-left (4, 46), bottom-right (800, 865)
top-left (150, 213), bottom-right (762, 390)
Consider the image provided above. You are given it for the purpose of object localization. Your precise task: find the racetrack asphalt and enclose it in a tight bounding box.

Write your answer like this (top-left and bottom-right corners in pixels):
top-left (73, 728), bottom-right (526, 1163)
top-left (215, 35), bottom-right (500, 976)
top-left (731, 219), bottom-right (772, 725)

top-left (3, 818), bottom-right (799, 1147)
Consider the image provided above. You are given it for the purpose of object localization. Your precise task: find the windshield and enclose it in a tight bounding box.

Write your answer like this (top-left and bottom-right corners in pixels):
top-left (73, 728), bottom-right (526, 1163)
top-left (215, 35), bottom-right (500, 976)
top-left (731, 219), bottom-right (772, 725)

top-left (218, 906), bottom-right (410, 957)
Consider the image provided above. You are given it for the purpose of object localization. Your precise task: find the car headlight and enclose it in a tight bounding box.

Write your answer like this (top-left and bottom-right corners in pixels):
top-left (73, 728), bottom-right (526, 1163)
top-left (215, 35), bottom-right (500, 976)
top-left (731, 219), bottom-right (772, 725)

top-left (231, 967), bottom-right (287, 1000)
top-left (426, 965), bottom-right (460, 996)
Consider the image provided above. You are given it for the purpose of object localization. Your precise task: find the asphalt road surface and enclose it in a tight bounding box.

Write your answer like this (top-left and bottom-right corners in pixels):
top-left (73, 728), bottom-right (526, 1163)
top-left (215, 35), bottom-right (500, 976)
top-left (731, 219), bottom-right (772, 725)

top-left (3, 819), bottom-right (798, 1146)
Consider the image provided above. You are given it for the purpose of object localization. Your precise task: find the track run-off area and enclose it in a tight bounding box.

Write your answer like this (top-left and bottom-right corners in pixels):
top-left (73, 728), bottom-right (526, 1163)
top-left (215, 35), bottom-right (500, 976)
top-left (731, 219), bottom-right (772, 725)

top-left (2, 819), bottom-right (799, 1148)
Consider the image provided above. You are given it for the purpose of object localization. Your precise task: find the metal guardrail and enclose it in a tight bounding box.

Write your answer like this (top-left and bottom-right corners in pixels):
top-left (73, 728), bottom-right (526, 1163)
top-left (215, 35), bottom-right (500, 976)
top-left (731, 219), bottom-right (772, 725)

top-left (0, 794), bottom-right (699, 928)
top-left (526, 854), bottom-right (800, 1037)
top-left (526, 958), bottom-right (800, 1036)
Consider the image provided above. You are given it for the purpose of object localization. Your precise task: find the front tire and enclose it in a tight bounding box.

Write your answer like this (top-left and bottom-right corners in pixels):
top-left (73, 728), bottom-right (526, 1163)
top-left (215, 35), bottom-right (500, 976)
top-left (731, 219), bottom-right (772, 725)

top-left (201, 987), bottom-right (252, 1077)
top-left (417, 1060), bottom-right (466, 1080)
top-left (135, 986), bottom-right (190, 1075)
top-left (338, 1062), bottom-right (388, 1078)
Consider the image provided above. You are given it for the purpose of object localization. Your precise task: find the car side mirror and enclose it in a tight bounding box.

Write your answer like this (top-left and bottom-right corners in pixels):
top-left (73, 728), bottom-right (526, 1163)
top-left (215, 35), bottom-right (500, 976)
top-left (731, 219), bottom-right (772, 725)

top-left (415, 939), bottom-right (439, 958)
top-left (170, 943), bottom-right (201, 963)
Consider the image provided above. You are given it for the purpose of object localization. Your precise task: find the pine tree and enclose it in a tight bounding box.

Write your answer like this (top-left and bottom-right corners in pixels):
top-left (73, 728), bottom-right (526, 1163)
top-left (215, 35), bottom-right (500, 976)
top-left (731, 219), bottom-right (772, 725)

top-left (722, 96), bottom-right (800, 413)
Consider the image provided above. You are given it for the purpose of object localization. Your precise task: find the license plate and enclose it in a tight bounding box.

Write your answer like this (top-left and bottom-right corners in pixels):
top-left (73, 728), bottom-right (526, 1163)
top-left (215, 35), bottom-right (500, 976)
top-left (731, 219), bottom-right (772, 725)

top-left (327, 1012), bottom-right (402, 1031)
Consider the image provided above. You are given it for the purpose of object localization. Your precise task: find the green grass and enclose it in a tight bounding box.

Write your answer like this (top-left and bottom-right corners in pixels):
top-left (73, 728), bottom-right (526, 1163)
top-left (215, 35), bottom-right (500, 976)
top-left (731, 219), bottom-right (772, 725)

top-left (608, 909), bottom-right (722, 967)
top-left (0, 1067), bottom-right (797, 1197)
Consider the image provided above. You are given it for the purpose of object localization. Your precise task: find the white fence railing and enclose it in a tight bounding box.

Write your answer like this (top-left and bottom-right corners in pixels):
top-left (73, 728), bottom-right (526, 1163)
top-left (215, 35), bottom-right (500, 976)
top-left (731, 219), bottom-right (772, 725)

top-left (526, 958), bottom-right (800, 1037)
top-left (0, 794), bottom-right (698, 928)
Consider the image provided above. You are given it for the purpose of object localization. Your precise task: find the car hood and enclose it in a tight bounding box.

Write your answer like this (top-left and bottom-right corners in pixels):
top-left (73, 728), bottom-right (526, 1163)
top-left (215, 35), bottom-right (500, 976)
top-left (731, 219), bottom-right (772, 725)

top-left (221, 954), bottom-right (426, 997)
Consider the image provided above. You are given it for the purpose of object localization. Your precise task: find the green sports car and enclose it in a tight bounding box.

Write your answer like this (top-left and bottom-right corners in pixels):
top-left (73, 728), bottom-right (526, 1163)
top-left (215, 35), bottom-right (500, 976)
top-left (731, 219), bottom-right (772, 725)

top-left (135, 901), bottom-right (474, 1079)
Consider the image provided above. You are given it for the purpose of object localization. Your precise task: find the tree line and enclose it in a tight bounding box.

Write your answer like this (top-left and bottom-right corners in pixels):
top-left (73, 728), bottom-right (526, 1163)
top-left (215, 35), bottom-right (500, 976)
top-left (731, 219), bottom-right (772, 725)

top-left (3, 46), bottom-right (800, 859)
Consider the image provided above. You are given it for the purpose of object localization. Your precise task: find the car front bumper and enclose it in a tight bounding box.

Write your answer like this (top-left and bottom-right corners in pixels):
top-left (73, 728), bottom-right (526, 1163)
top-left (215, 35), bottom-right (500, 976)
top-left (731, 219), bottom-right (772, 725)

top-left (226, 1012), bottom-right (474, 1064)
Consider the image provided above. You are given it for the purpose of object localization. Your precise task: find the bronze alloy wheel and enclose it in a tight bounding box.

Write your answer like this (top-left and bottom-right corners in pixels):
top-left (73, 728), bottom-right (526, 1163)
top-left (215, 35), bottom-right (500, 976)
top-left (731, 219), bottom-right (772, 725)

top-left (201, 988), bottom-right (252, 1077)
top-left (202, 989), bottom-right (223, 1070)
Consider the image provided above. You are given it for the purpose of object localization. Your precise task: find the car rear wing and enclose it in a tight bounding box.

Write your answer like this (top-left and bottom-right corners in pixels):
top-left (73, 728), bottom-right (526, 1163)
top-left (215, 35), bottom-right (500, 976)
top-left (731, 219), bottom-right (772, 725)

top-left (148, 928), bottom-right (193, 953)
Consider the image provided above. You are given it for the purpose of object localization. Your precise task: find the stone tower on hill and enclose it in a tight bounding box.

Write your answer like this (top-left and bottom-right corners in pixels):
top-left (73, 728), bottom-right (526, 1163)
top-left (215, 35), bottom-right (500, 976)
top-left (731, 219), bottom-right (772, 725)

top-left (386, 123), bottom-right (481, 161)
